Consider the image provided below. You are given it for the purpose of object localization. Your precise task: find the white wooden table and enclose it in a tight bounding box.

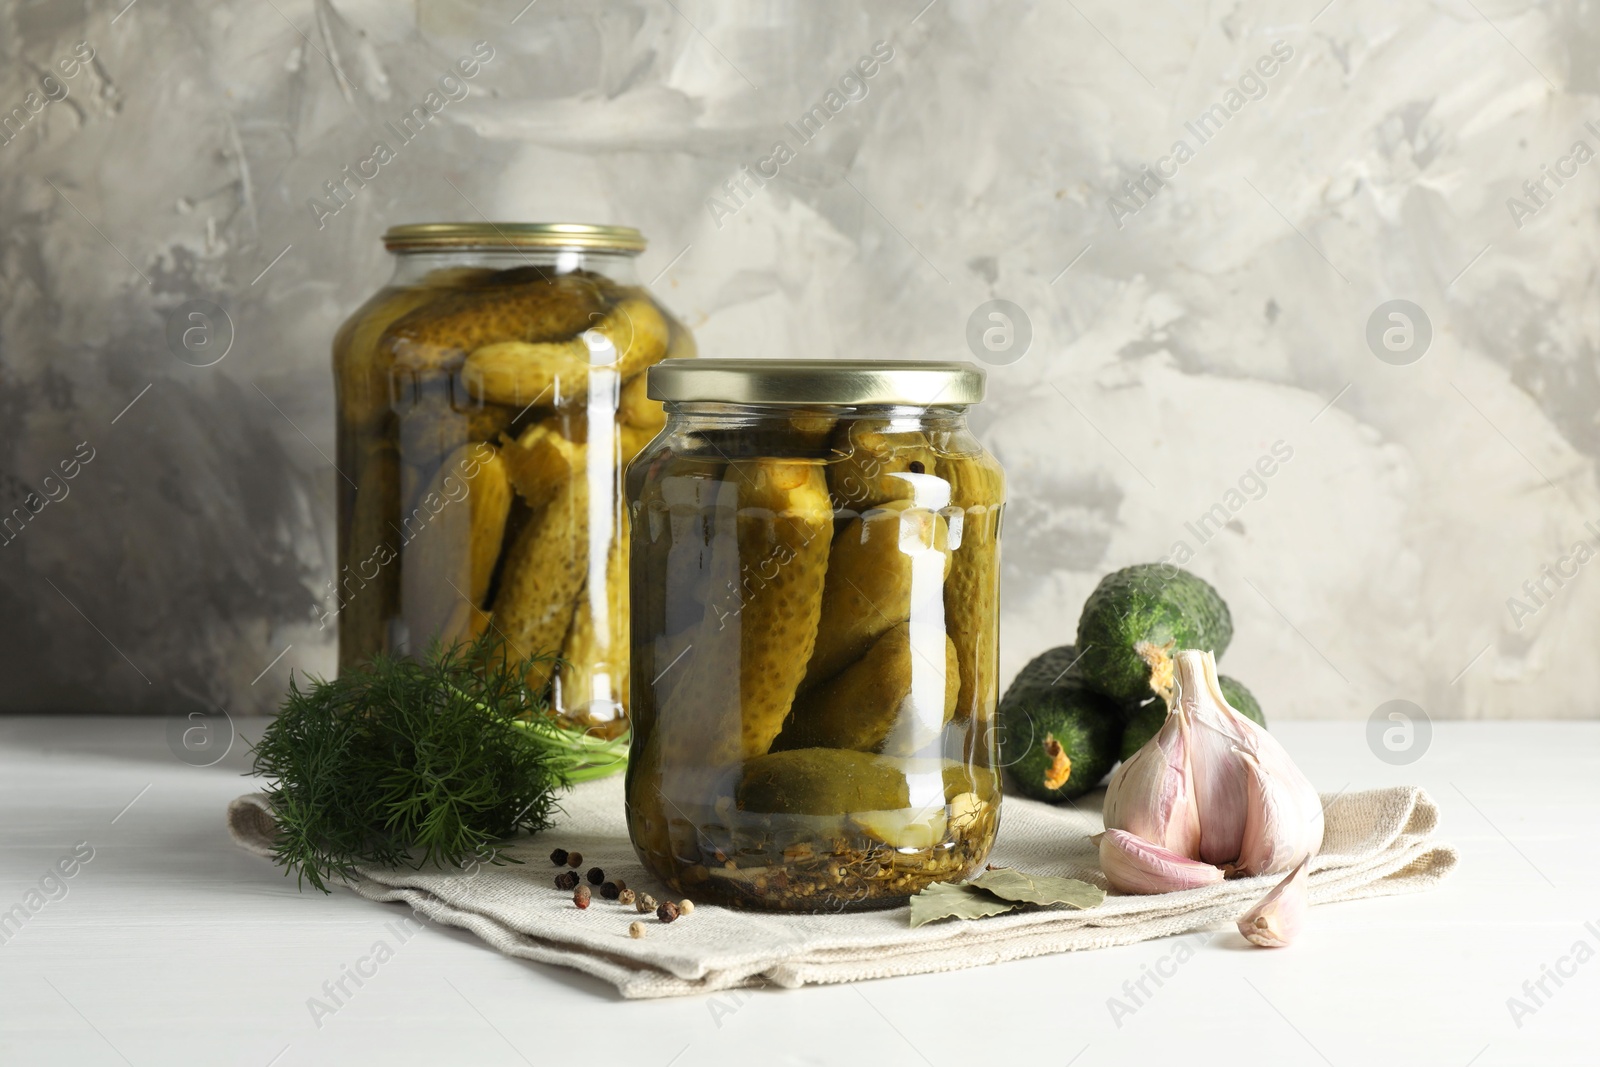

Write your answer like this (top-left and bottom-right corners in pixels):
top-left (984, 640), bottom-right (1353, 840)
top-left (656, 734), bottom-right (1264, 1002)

top-left (0, 716), bottom-right (1595, 1066)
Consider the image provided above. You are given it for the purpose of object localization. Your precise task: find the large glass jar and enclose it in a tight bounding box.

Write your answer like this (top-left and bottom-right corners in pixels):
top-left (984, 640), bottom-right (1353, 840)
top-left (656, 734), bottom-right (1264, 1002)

top-left (624, 360), bottom-right (1005, 910)
top-left (331, 223), bottom-right (693, 737)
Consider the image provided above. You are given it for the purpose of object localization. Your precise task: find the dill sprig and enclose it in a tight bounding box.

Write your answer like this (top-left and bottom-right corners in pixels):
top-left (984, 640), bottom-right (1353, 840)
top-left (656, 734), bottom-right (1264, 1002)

top-left (250, 632), bottom-right (627, 893)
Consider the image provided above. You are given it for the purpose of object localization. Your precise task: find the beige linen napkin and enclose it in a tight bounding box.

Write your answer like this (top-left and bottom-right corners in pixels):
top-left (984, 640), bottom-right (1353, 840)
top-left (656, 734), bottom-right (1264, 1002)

top-left (228, 777), bottom-right (1455, 999)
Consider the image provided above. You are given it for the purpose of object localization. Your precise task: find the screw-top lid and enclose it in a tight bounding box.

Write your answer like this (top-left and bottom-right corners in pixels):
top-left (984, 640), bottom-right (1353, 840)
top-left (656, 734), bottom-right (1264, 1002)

top-left (647, 359), bottom-right (986, 406)
top-left (382, 223), bottom-right (647, 253)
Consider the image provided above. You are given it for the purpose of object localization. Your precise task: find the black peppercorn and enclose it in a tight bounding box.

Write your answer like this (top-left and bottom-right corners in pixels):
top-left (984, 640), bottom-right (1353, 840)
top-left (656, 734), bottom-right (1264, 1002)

top-left (601, 881), bottom-right (620, 900)
top-left (555, 870), bottom-right (579, 890)
top-left (657, 901), bottom-right (680, 923)
top-left (550, 848), bottom-right (569, 866)
top-left (587, 867), bottom-right (605, 886)
top-left (566, 851), bottom-right (583, 868)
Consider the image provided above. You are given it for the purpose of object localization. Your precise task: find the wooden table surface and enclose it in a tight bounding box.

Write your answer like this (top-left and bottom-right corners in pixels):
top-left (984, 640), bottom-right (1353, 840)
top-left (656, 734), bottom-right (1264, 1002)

top-left (0, 716), bottom-right (1595, 1066)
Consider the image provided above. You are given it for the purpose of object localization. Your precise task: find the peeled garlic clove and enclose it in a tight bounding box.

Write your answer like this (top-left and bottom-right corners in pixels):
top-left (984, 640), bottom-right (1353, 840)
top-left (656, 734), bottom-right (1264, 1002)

top-left (1098, 829), bottom-right (1225, 895)
top-left (1238, 857), bottom-right (1309, 947)
top-left (1102, 705), bottom-right (1202, 858)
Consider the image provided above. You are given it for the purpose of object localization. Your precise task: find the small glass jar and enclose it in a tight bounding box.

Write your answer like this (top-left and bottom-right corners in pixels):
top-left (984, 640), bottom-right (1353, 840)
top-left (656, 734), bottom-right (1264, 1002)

top-left (624, 359), bottom-right (1005, 910)
top-left (331, 223), bottom-right (694, 737)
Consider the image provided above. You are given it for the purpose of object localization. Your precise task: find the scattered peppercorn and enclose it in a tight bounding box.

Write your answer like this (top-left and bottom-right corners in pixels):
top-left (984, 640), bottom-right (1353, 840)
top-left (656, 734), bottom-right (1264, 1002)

top-left (573, 885), bottom-right (591, 909)
top-left (566, 851), bottom-right (583, 868)
top-left (636, 893), bottom-right (657, 914)
top-left (550, 848), bottom-right (569, 866)
top-left (629, 921), bottom-right (646, 939)
top-left (554, 870), bottom-right (580, 890)
top-left (678, 899), bottom-right (695, 916)
top-left (587, 867), bottom-right (605, 886)
top-left (612, 878), bottom-right (627, 894)
top-left (657, 901), bottom-right (680, 923)
top-left (601, 881), bottom-right (620, 900)
top-left (618, 888), bottom-right (636, 906)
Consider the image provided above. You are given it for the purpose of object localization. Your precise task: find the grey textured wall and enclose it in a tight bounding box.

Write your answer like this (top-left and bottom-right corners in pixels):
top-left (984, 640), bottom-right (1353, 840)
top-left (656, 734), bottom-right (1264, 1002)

top-left (1, 0), bottom-right (1596, 719)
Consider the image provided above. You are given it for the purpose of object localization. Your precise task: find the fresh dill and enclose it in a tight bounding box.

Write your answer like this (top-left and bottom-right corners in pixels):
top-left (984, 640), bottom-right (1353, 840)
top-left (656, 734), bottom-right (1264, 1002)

top-left (250, 633), bottom-right (627, 893)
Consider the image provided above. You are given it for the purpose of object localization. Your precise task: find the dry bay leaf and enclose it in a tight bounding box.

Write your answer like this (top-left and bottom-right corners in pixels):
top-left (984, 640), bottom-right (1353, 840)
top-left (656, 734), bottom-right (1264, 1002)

top-left (908, 881), bottom-right (1019, 927)
top-left (970, 868), bottom-right (1105, 909)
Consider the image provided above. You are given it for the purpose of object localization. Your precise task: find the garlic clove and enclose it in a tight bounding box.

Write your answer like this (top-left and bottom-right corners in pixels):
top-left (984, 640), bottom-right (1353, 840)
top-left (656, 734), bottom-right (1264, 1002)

top-left (1237, 857), bottom-right (1310, 947)
top-left (1233, 741), bottom-right (1324, 876)
top-left (1234, 747), bottom-right (1296, 876)
top-left (1172, 649), bottom-right (1324, 872)
top-left (1173, 650), bottom-right (1253, 867)
top-left (1097, 828), bottom-right (1225, 895)
top-left (1102, 705), bottom-right (1202, 858)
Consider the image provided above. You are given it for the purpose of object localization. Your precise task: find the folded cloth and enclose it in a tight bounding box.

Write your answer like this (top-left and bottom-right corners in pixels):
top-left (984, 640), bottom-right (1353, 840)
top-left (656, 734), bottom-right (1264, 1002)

top-left (228, 777), bottom-right (1455, 999)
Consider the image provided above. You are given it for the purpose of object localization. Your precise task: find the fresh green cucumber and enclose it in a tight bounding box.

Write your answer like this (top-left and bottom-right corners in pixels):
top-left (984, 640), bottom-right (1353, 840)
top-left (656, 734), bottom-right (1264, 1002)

top-left (1074, 564), bottom-right (1233, 704)
top-left (999, 682), bottom-right (1123, 803)
top-left (1004, 644), bottom-right (1084, 700)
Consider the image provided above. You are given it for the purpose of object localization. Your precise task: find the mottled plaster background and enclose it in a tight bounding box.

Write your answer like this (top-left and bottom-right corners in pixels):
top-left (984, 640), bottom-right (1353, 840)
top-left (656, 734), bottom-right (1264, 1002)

top-left (1, 0), bottom-right (1596, 720)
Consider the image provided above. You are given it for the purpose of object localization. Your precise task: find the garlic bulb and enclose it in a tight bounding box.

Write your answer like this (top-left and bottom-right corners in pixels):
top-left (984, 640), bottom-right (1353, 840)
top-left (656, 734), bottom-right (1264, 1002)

top-left (1100, 650), bottom-right (1323, 896)
top-left (1237, 858), bottom-right (1309, 947)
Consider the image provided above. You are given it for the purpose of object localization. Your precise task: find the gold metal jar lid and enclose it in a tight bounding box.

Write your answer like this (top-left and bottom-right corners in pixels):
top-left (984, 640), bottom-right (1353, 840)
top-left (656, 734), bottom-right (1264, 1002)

top-left (382, 223), bottom-right (647, 253)
top-left (647, 359), bottom-right (986, 406)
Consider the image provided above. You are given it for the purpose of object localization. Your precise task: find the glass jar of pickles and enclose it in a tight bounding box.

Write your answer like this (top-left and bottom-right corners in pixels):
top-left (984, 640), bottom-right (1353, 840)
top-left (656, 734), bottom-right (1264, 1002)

top-left (331, 223), bottom-right (693, 737)
top-left (624, 359), bottom-right (1005, 910)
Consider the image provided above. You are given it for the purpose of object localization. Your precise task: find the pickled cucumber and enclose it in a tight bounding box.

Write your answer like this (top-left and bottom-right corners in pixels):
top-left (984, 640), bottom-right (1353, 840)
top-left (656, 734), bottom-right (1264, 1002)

top-left (397, 394), bottom-right (470, 517)
top-left (463, 401), bottom-right (517, 443)
top-left (827, 419), bottom-right (939, 511)
top-left (333, 286), bottom-right (442, 439)
top-left (554, 507), bottom-right (630, 736)
top-left (500, 419), bottom-right (583, 513)
top-left (778, 623), bottom-right (959, 755)
top-left (629, 453), bottom-right (729, 732)
top-left (438, 599), bottom-right (492, 647)
top-left (619, 372), bottom-right (665, 432)
top-left (384, 272), bottom-right (607, 372)
top-left (659, 459), bottom-right (832, 768)
top-left (490, 439), bottom-right (589, 691)
top-left (802, 500), bottom-right (951, 688)
top-left (399, 442), bottom-right (512, 650)
top-left (736, 749), bottom-right (978, 816)
top-left (462, 297), bottom-right (669, 408)
top-left (940, 451), bottom-right (1005, 722)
